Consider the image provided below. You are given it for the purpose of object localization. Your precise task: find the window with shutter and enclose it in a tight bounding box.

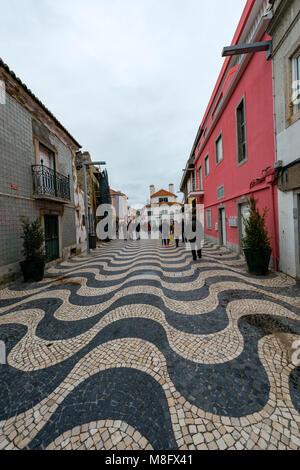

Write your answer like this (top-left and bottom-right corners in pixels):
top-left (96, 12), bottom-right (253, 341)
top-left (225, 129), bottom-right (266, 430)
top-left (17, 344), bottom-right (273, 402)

top-left (236, 97), bottom-right (247, 165)
top-left (215, 133), bottom-right (223, 165)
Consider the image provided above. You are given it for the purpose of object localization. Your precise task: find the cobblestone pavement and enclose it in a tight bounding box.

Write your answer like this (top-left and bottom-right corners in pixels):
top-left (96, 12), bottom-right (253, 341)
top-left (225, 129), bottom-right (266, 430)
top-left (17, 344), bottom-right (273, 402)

top-left (0, 240), bottom-right (300, 450)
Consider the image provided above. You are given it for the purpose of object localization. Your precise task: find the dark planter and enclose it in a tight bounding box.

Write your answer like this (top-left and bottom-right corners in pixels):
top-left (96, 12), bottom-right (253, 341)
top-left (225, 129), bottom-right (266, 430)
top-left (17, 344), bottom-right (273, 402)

top-left (243, 248), bottom-right (272, 275)
top-left (89, 233), bottom-right (97, 250)
top-left (20, 260), bottom-right (45, 282)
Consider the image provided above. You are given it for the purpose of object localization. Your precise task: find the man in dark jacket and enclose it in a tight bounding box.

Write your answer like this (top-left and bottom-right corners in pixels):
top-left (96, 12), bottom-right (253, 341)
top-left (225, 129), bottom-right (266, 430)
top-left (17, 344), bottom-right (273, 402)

top-left (185, 214), bottom-right (203, 261)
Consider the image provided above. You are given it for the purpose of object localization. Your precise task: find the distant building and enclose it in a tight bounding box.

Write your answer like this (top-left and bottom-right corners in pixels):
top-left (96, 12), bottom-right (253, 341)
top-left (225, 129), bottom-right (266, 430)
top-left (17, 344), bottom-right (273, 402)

top-left (268, 0), bottom-right (300, 279)
top-left (128, 206), bottom-right (137, 222)
top-left (75, 151), bottom-right (102, 253)
top-left (110, 189), bottom-right (128, 231)
top-left (141, 185), bottom-right (183, 227)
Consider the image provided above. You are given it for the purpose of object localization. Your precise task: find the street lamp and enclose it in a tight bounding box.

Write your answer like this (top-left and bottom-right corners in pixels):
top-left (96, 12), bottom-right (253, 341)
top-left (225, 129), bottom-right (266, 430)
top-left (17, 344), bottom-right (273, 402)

top-left (222, 40), bottom-right (272, 60)
top-left (82, 161), bottom-right (106, 254)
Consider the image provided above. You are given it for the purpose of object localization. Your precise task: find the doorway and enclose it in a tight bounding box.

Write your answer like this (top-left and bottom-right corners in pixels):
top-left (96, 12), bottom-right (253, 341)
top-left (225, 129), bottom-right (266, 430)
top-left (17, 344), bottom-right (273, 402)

top-left (237, 201), bottom-right (250, 253)
top-left (44, 215), bottom-right (59, 262)
top-left (240, 202), bottom-right (250, 239)
top-left (219, 208), bottom-right (227, 246)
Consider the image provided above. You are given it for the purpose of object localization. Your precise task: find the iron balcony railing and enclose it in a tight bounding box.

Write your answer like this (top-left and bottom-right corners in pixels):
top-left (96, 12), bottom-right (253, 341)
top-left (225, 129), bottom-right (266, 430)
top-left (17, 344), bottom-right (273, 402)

top-left (32, 164), bottom-right (71, 201)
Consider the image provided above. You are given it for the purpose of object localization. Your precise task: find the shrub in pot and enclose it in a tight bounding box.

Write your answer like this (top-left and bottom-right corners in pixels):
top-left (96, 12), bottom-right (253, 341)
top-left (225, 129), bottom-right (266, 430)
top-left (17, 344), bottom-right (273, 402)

top-left (20, 218), bottom-right (46, 282)
top-left (242, 196), bottom-right (272, 275)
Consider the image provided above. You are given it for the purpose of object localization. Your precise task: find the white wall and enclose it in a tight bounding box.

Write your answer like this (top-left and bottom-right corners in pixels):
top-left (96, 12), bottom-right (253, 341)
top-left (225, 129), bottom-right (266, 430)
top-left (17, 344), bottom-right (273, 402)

top-left (277, 119), bottom-right (300, 166)
top-left (74, 185), bottom-right (87, 253)
top-left (278, 190), bottom-right (297, 278)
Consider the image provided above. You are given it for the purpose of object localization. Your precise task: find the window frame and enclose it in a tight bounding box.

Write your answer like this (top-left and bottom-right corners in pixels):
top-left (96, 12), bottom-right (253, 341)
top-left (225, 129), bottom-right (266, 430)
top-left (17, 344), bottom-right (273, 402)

top-left (204, 154), bottom-right (210, 177)
top-left (206, 209), bottom-right (212, 231)
top-left (33, 136), bottom-right (58, 171)
top-left (198, 165), bottom-right (203, 191)
top-left (215, 131), bottom-right (224, 166)
top-left (285, 39), bottom-right (300, 127)
top-left (291, 51), bottom-right (300, 115)
top-left (235, 95), bottom-right (248, 167)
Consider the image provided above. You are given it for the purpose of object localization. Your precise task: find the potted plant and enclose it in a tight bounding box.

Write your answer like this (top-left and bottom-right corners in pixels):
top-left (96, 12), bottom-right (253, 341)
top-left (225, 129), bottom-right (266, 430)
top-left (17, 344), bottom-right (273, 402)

top-left (20, 217), bottom-right (46, 282)
top-left (242, 196), bottom-right (272, 275)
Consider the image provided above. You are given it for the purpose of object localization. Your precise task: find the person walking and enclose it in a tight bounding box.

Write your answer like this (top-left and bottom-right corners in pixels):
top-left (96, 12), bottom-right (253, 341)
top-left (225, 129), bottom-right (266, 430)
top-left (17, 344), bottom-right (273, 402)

top-left (119, 220), bottom-right (127, 241)
top-left (161, 219), bottom-right (170, 247)
top-left (173, 218), bottom-right (182, 248)
top-left (136, 218), bottom-right (141, 241)
top-left (128, 219), bottom-right (135, 240)
top-left (185, 214), bottom-right (203, 261)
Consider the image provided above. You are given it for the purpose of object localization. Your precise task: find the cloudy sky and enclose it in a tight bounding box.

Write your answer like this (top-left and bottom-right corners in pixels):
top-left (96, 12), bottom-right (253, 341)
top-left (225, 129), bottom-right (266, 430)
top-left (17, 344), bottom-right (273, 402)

top-left (1, 0), bottom-right (246, 207)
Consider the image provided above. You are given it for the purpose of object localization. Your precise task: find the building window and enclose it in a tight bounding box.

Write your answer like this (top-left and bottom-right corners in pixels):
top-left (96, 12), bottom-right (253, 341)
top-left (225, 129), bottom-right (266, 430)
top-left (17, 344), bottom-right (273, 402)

top-left (205, 154), bottom-right (210, 177)
top-left (236, 97), bottom-right (247, 164)
top-left (159, 198), bottom-right (168, 203)
top-left (39, 143), bottom-right (55, 170)
top-left (198, 166), bottom-right (203, 191)
top-left (292, 52), bottom-right (300, 114)
top-left (192, 171), bottom-right (196, 191)
top-left (215, 133), bottom-right (223, 165)
top-left (206, 209), bottom-right (212, 230)
top-left (212, 93), bottom-right (223, 119)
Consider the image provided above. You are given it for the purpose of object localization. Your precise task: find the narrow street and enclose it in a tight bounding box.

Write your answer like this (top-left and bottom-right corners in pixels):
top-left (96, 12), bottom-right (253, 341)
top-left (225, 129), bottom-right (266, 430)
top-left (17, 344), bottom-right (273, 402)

top-left (0, 240), bottom-right (300, 450)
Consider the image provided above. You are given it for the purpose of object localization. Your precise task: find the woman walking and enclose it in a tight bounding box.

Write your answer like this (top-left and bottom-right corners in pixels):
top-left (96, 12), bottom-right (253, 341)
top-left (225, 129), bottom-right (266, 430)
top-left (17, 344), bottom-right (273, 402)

top-left (161, 219), bottom-right (170, 247)
top-left (173, 218), bottom-right (182, 248)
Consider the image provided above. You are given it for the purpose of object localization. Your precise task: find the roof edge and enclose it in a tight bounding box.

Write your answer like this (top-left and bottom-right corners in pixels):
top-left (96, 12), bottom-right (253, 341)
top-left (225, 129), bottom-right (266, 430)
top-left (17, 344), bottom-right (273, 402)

top-left (0, 57), bottom-right (81, 149)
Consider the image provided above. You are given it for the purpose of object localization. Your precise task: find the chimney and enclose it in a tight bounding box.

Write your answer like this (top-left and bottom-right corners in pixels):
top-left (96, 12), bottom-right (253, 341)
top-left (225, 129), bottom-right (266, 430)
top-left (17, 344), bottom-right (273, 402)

top-left (150, 185), bottom-right (155, 196)
top-left (169, 184), bottom-right (174, 194)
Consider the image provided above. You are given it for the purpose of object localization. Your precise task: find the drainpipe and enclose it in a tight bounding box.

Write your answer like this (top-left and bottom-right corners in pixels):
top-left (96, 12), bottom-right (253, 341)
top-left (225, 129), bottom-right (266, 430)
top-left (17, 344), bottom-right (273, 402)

top-left (83, 163), bottom-right (90, 254)
top-left (267, 172), bottom-right (278, 271)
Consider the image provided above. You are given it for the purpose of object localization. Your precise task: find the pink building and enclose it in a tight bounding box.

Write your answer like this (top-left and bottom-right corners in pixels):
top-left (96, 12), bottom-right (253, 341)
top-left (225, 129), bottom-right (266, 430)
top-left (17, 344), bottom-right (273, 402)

top-left (181, 0), bottom-right (279, 269)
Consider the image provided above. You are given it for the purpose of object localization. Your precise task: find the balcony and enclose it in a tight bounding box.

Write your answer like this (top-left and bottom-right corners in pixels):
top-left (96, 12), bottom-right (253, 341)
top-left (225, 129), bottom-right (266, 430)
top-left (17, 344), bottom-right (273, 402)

top-left (187, 182), bottom-right (204, 199)
top-left (32, 164), bottom-right (71, 202)
top-left (188, 188), bottom-right (205, 199)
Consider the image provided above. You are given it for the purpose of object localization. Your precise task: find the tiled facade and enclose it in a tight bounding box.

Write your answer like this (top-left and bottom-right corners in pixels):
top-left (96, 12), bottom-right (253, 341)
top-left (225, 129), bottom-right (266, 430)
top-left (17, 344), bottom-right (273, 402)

top-left (0, 60), bottom-right (81, 284)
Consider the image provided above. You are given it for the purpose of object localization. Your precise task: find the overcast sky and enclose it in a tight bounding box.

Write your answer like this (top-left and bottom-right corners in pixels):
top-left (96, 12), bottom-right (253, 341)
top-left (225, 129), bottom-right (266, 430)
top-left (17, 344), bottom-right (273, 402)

top-left (1, 0), bottom-right (246, 207)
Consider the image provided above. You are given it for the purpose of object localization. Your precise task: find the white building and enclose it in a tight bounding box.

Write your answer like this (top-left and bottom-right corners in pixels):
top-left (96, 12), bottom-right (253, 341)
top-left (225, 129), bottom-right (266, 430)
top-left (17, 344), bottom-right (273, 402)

top-left (128, 206), bottom-right (137, 222)
top-left (141, 185), bottom-right (183, 227)
top-left (268, 0), bottom-right (300, 279)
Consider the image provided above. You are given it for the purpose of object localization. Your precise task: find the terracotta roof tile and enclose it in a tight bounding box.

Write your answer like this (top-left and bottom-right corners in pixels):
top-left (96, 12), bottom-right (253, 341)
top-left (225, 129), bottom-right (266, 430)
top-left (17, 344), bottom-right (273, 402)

top-left (151, 189), bottom-right (177, 199)
top-left (110, 189), bottom-right (127, 198)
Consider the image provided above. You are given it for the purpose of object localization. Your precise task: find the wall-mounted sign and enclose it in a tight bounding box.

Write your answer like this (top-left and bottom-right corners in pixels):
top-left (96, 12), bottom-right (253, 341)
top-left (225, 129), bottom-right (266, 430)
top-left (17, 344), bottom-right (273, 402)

top-left (11, 184), bottom-right (18, 191)
top-left (229, 217), bottom-right (238, 227)
top-left (217, 184), bottom-right (225, 200)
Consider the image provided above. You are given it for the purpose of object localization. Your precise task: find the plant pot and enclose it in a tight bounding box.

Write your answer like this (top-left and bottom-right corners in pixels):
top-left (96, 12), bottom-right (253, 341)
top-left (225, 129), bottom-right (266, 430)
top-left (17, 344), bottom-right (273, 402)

top-left (89, 234), bottom-right (97, 250)
top-left (243, 249), bottom-right (272, 275)
top-left (20, 260), bottom-right (45, 282)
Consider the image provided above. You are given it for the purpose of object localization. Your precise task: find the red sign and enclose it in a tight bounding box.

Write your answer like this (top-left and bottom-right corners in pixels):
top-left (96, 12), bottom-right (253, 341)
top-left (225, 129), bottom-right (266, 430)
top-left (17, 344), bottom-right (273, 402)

top-left (11, 184), bottom-right (18, 191)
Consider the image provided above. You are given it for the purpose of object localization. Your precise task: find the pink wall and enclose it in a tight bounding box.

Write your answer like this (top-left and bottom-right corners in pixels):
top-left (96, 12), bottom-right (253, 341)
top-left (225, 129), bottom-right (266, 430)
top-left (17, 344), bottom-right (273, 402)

top-left (194, 32), bottom-right (279, 263)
